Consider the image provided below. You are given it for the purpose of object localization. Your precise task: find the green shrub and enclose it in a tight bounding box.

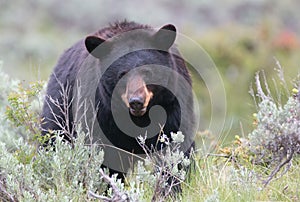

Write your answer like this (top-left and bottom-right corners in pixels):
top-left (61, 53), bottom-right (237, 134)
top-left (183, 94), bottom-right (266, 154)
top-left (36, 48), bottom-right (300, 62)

top-left (0, 65), bottom-right (108, 201)
top-left (6, 80), bottom-right (46, 144)
top-left (0, 61), bottom-right (21, 149)
top-left (216, 62), bottom-right (300, 188)
top-left (0, 131), bottom-right (105, 201)
top-left (248, 63), bottom-right (300, 186)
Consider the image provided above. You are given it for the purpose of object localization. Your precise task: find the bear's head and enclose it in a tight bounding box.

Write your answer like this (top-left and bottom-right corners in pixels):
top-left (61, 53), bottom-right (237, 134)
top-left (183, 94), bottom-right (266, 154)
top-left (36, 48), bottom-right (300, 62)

top-left (84, 24), bottom-right (179, 118)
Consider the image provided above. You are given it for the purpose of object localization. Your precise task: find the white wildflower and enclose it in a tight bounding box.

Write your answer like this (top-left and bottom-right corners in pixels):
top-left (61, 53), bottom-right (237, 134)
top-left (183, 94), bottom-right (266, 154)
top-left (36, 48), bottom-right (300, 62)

top-left (171, 131), bottom-right (185, 143)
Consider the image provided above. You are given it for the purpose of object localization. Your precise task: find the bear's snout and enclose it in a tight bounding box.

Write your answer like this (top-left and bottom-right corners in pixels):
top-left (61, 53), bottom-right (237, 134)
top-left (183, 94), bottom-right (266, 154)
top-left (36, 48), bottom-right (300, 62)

top-left (129, 97), bottom-right (146, 117)
top-left (121, 74), bottom-right (153, 117)
top-left (129, 97), bottom-right (144, 110)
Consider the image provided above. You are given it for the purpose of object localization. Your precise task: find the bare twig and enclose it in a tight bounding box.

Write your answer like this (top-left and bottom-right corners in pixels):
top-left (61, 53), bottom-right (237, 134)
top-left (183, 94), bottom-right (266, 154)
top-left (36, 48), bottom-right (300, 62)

top-left (274, 58), bottom-right (290, 97)
top-left (0, 180), bottom-right (16, 202)
top-left (263, 150), bottom-right (294, 187)
top-left (261, 70), bottom-right (271, 98)
top-left (88, 190), bottom-right (112, 201)
top-left (89, 169), bottom-right (129, 202)
top-left (255, 72), bottom-right (267, 100)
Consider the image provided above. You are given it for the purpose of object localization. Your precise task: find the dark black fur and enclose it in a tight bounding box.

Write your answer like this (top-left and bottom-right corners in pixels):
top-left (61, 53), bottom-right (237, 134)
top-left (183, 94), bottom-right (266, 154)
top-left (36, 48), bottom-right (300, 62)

top-left (41, 21), bottom-right (195, 180)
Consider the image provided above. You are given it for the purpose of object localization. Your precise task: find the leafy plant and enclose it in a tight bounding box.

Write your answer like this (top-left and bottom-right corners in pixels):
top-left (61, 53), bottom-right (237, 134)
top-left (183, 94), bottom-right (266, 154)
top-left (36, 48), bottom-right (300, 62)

top-left (248, 62), bottom-right (300, 186)
top-left (5, 80), bottom-right (46, 144)
top-left (135, 131), bottom-right (192, 201)
top-left (0, 62), bottom-right (21, 149)
top-left (0, 130), bottom-right (105, 201)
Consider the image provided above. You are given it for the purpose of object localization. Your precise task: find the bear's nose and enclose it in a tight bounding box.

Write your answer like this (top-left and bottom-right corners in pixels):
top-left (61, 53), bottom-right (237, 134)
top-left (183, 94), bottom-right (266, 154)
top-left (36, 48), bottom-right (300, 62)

top-left (129, 97), bottom-right (144, 111)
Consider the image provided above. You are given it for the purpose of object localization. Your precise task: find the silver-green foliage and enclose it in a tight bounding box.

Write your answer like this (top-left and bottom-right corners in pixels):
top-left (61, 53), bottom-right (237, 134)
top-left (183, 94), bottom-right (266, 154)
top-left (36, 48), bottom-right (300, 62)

top-left (0, 61), bottom-right (20, 149)
top-left (248, 64), bottom-right (300, 186)
top-left (249, 64), bottom-right (300, 163)
top-left (0, 131), bottom-right (104, 201)
top-left (249, 96), bottom-right (300, 163)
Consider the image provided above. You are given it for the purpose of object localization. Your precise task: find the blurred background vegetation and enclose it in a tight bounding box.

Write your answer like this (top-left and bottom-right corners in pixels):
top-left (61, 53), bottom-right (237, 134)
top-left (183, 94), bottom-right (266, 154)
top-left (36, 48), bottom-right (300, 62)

top-left (1, 0), bottom-right (300, 141)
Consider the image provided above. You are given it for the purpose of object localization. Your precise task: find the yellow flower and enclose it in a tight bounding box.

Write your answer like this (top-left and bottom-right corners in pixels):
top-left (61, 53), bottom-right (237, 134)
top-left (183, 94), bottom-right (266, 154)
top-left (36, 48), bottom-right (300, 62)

top-left (219, 147), bottom-right (231, 155)
top-left (292, 88), bottom-right (299, 95)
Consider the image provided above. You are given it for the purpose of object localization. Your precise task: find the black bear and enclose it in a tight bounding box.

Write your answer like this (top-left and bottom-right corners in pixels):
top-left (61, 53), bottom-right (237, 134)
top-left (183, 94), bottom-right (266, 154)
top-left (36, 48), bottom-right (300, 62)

top-left (41, 21), bottom-right (195, 181)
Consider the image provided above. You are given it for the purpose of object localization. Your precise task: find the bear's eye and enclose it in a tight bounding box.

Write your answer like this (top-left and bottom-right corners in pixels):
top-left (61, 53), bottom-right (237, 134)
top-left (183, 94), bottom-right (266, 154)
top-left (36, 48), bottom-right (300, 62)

top-left (118, 71), bottom-right (128, 80)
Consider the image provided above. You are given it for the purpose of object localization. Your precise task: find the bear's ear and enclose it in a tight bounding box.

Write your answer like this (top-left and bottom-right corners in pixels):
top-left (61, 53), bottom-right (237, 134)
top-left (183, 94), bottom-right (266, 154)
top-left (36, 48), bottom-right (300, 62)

top-left (85, 36), bottom-right (110, 58)
top-left (152, 24), bottom-right (177, 50)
